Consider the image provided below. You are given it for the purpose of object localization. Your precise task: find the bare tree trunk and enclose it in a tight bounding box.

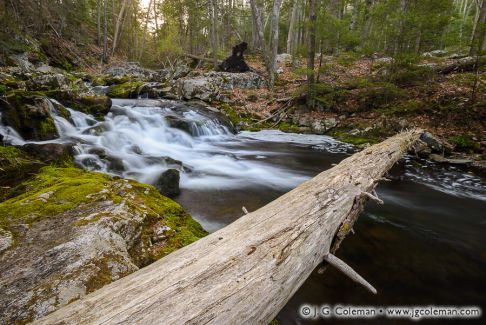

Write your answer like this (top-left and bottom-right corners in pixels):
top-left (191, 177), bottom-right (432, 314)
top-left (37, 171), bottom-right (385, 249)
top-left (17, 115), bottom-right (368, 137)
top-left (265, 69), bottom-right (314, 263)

top-left (470, 0), bottom-right (486, 56)
top-left (250, 0), bottom-right (271, 75)
top-left (102, 0), bottom-right (108, 63)
top-left (209, 0), bottom-right (219, 69)
top-left (35, 130), bottom-right (423, 325)
top-left (287, 0), bottom-right (299, 54)
top-left (97, 0), bottom-right (101, 47)
top-left (112, 0), bottom-right (130, 56)
top-left (139, 0), bottom-right (153, 61)
top-left (268, 0), bottom-right (283, 88)
top-left (307, 0), bottom-right (318, 108)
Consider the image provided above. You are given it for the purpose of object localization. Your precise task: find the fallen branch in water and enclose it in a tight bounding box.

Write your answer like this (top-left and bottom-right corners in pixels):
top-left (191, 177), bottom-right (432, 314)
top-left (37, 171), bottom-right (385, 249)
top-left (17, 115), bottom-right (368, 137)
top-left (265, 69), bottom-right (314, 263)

top-left (35, 130), bottom-right (423, 325)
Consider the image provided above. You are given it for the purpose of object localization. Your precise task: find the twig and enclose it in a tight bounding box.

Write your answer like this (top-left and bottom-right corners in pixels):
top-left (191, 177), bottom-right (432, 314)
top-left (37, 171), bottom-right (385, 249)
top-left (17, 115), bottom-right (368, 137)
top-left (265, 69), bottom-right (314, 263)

top-left (318, 254), bottom-right (377, 294)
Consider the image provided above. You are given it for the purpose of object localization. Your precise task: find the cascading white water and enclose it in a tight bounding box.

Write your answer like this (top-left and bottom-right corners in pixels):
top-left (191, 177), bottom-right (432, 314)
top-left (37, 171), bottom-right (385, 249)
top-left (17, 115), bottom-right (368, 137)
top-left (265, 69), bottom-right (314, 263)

top-left (3, 98), bottom-right (347, 191)
top-left (2, 97), bottom-right (483, 201)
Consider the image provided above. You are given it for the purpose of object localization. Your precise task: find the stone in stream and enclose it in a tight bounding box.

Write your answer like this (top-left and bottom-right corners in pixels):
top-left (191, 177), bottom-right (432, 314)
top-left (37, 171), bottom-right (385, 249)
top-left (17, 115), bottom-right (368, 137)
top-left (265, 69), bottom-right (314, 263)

top-left (429, 154), bottom-right (472, 165)
top-left (155, 168), bottom-right (181, 197)
top-left (0, 92), bottom-right (59, 140)
top-left (21, 143), bottom-right (75, 164)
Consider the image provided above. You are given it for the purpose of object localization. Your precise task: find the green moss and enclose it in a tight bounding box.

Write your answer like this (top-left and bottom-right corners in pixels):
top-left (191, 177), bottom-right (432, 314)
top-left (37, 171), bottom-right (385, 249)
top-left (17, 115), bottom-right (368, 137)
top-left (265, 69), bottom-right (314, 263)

top-left (449, 135), bottom-right (480, 152)
top-left (106, 81), bottom-right (145, 98)
top-left (331, 129), bottom-right (380, 146)
top-left (278, 122), bottom-right (300, 133)
top-left (1, 91), bottom-right (59, 140)
top-left (0, 84), bottom-right (6, 95)
top-left (0, 146), bottom-right (45, 201)
top-left (0, 167), bottom-right (112, 228)
top-left (0, 166), bottom-right (207, 261)
top-left (375, 99), bottom-right (428, 116)
top-left (218, 103), bottom-right (265, 130)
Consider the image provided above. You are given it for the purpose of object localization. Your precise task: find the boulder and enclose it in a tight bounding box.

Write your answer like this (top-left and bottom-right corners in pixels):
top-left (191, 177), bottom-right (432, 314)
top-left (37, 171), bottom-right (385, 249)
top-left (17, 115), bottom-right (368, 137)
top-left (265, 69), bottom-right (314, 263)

top-left (420, 131), bottom-right (443, 153)
top-left (21, 143), bottom-right (74, 164)
top-left (26, 73), bottom-right (69, 91)
top-left (171, 65), bottom-right (191, 80)
top-left (311, 118), bottom-right (338, 134)
top-left (0, 92), bottom-right (59, 141)
top-left (174, 72), bottom-right (266, 101)
top-left (409, 139), bottom-right (432, 158)
top-left (0, 167), bottom-right (206, 324)
top-left (155, 168), bottom-right (180, 197)
top-left (105, 62), bottom-right (155, 80)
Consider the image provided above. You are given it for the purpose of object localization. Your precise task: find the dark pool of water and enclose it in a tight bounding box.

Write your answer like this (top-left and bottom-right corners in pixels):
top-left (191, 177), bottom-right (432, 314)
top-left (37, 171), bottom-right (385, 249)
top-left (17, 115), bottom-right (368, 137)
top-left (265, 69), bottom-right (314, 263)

top-left (175, 133), bottom-right (486, 324)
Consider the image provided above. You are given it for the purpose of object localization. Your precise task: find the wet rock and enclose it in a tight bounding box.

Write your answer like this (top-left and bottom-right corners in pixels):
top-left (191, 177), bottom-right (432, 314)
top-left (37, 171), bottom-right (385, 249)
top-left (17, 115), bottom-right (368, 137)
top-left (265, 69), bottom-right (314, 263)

top-left (409, 139), bottom-right (432, 158)
top-left (429, 154), bottom-right (472, 165)
top-left (21, 143), bottom-right (74, 164)
top-left (0, 93), bottom-right (58, 140)
top-left (165, 115), bottom-right (193, 134)
top-left (50, 91), bottom-right (112, 118)
top-left (420, 131), bottom-right (443, 153)
top-left (155, 168), bottom-right (180, 197)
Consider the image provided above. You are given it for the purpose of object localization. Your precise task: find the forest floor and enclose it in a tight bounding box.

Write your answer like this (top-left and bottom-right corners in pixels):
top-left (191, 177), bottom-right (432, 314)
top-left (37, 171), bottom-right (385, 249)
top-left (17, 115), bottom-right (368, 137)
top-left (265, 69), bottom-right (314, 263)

top-left (212, 54), bottom-right (485, 163)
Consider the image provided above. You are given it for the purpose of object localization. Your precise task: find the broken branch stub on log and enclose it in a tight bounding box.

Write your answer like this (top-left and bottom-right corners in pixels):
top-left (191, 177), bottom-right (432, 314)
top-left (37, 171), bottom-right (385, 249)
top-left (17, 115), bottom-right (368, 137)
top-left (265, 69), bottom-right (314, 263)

top-left (35, 130), bottom-right (423, 325)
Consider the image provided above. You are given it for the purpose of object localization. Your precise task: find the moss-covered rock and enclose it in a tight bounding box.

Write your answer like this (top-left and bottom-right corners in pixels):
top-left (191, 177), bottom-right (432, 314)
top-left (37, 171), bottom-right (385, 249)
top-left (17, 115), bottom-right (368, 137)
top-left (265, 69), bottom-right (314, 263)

top-left (43, 90), bottom-right (112, 118)
top-left (0, 166), bottom-right (206, 324)
top-left (106, 81), bottom-right (146, 98)
top-left (0, 92), bottom-right (59, 140)
top-left (0, 146), bottom-right (45, 201)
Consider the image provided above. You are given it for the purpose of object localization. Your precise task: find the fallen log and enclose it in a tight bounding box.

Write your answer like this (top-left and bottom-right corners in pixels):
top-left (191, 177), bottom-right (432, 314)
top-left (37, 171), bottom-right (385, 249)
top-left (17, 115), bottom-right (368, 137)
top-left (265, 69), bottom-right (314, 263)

top-left (434, 56), bottom-right (486, 74)
top-left (35, 130), bottom-right (423, 325)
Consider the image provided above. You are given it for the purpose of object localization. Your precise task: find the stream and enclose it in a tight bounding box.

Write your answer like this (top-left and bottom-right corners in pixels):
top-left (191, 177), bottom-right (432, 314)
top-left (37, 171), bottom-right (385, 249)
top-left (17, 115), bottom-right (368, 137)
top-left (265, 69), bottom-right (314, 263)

top-left (1, 98), bottom-right (485, 323)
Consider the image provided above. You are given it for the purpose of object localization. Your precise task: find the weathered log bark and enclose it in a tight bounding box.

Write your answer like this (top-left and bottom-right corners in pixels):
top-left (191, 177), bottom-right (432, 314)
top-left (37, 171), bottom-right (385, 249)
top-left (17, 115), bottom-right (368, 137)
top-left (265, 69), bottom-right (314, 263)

top-left (434, 56), bottom-right (486, 74)
top-left (35, 130), bottom-right (423, 325)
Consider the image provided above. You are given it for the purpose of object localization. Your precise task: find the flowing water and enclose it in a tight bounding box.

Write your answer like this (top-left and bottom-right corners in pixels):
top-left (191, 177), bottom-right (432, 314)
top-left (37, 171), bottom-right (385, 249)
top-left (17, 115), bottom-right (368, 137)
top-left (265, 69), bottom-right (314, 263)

top-left (1, 98), bottom-right (485, 324)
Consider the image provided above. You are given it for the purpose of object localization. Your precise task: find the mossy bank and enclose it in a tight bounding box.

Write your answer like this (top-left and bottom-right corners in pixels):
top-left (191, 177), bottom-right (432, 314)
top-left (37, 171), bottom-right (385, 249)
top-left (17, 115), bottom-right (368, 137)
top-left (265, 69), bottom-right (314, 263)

top-left (0, 165), bottom-right (207, 324)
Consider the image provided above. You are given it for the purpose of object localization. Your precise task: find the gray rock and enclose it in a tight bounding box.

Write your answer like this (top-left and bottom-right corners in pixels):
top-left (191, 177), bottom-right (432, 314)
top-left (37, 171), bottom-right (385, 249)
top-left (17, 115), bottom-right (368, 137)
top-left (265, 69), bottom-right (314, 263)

top-left (0, 229), bottom-right (13, 253)
top-left (429, 154), bottom-right (472, 165)
top-left (21, 143), bottom-right (74, 163)
top-left (155, 169), bottom-right (180, 197)
top-left (26, 73), bottom-right (69, 91)
top-left (409, 139), bottom-right (432, 158)
top-left (105, 62), bottom-right (155, 80)
top-left (311, 118), bottom-right (338, 134)
top-left (0, 177), bottom-right (204, 324)
top-left (276, 53), bottom-right (292, 64)
top-left (422, 50), bottom-right (448, 58)
top-left (174, 72), bottom-right (266, 101)
top-left (171, 65), bottom-right (191, 80)
top-left (420, 131), bottom-right (443, 153)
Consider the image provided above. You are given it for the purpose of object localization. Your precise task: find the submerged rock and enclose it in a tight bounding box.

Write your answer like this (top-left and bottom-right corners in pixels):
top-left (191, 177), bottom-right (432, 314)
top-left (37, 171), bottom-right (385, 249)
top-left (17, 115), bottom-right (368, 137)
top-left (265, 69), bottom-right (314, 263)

top-left (155, 168), bottom-right (180, 197)
top-left (0, 166), bottom-right (206, 324)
